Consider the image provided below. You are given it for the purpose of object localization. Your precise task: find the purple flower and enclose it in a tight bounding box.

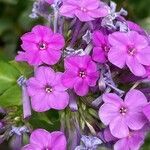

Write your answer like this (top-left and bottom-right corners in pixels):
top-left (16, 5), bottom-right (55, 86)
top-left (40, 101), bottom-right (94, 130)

top-left (16, 25), bottom-right (65, 66)
top-left (62, 55), bottom-right (99, 96)
top-left (99, 89), bottom-right (147, 138)
top-left (59, 0), bottom-right (109, 22)
top-left (143, 103), bottom-right (150, 122)
top-left (22, 129), bottom-right (66, 150)
top-left (27, 66), bottom-right (69, 112)
top-left (108, 31), bottom-right (150, 76)
top-left (92, 31), bottom-right (110, 63)
top-left (114, 129), bottom-right (146, 150)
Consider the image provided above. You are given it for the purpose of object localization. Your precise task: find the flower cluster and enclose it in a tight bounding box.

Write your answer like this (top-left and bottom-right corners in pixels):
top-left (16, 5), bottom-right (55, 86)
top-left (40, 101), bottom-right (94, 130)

top-left (13, 0), bottom-right (150, 150)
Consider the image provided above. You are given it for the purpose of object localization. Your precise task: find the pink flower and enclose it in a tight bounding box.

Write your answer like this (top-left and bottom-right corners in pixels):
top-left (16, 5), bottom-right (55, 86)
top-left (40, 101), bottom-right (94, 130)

top-left (22, 129), bottom-right (66, 150)
top-left (27, 66), bottom-right (69, 112)
top-left (99, 89), bottom-right (147, 138)
top-left (108, 31), bottom-right (150, 76)
top-left (92, 31), bottom-right (110, 63)
top-left (16, 25), bottom-right (65, 66)
top-left (62, 55), bottom-right (99, 96)
top-left (59, 0), bottom-right (109, 22)
top-left (114, 130), bottom-right (145, 150)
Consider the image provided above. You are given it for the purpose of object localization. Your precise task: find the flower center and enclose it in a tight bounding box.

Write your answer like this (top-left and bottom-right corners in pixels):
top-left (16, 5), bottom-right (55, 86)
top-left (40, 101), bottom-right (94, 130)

top-left (102, 45), bottom-right (110, 53)
top-left (119, 107), bottom-right (127, 115)
top-left (127, 46), bottom-right (136, 56)
top-left (80, 7), bottom-right (87, 12)
top-left (79, 70), bottom-right (86, 78)
top-left (39, 42), bottom-right (48, 50)
top-left (45, 86), bottom-right (53, 93)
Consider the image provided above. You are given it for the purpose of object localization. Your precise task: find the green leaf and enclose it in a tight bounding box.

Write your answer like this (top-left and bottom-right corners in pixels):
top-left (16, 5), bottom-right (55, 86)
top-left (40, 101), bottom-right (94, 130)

top-left (29, 110), bottom-right (60, 131)
top-left (0, 61), bottom-right (20, 94)
top-left (10, 61), bottom-right (33, 78)
top-left (0, 84), bottom-right (21, 107)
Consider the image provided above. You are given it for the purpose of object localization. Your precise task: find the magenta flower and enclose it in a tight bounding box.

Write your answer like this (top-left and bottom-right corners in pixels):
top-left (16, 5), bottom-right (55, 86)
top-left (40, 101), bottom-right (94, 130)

top-left (22, 129), bottom-right (66, 150)
top-left (108, 31), bottom-right (150, 76)
top-left (16, 25), bottom-right (65, 66)
top-left (59, 0), bottom-right (109, 22)
top-left (27, 66), bottom-right (69, 112)
top-left (62, 55), bottom-right (99, 96)
top-left (99, 89), bottom-right (147, 138)
top-left (92, 31), bottom-right (110, 63)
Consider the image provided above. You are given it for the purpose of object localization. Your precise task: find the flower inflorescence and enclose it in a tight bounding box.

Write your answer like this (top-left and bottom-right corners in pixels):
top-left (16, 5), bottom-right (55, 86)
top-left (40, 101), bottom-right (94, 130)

top-left (13, 0), bottom-right (150, 150)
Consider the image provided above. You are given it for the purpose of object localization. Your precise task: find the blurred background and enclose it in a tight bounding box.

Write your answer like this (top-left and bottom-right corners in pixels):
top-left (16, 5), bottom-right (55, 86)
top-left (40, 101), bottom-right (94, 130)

top-left (0, 0), bottom-right (150, 149)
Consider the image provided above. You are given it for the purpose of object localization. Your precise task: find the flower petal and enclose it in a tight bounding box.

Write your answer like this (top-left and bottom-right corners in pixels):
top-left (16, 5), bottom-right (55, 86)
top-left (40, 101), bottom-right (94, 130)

top-left (35, 66), bottom-right (55, 85)
top-left (27, 77), bottom-right (44, 96)
top-left (108, 32), bottom-right (130, 47)
top-left (30, 129), bottom-right (51, 148)
top-left (53, 72), bottom-right (68, 91)
top-left (108, 46), bottom-right (127, 68)
top-left (48, 33), bottom-right (65, 50)
top-left (75, 10), bottom-right (94, 22)
top-left (143, 104), bottom-right (150, 121)
top-left (124, 89), bottom-right (147, 108)
top-left (126, 56), bottom-right (146, 76)
top-left (126, 111), bottom-right (146, 130)
top-left (99, 103), bottom-right (119, 125)
top-left (48, 91), bottom-right (69, 110)
top-left (102, 93), bottom-right (123, 107)
top-left (74, 78), bottom-right (89, 96)
top-left (51, 131), bottom-right (67, 150)
top-left (92, 47), bottom-right (106, 63)
top-left (110, 116), bottom-right (129, 138)
top-left (114, 138), bottom-right (129, 150)
top-left (31, 93), bottom-right (50, 112)
top-left (62, 71), bottom-right (78, 88)
top-left (136, 46), bottom-right (150, 66)
top-left (128, 31), bottom-right (148, 49)
top-left (40, 49), bottom-right (61, 65)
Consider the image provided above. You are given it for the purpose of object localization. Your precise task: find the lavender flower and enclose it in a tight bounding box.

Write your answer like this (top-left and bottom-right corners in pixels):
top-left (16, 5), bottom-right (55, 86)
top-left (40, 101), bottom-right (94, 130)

top-left (75, 135), bottom-right (102, 150)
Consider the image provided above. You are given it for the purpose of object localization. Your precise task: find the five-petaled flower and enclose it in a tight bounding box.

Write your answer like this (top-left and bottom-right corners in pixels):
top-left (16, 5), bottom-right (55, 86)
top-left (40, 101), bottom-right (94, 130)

top-left (22, 129), bottom-right (66, 150)
top-left (99, 89), bottom-right (147, 138)
top-left (27, 66), bottom-right (69, 112)
top-left (60, 0), bottom-right (109, 22)
top-left (62, 55), bottom-right (99, 96)
top-left (108, 31), bottom-right (150, 76)
top-left (16, 25), bottom-right (65, 66)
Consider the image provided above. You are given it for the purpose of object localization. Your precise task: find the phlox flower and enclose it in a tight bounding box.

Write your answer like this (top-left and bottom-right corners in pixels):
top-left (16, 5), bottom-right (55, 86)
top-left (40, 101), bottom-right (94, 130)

top-left (62, 55), bottom-right (99, 96)
top-left (27, 66), bottom-right (69, 112)
top-left (108, 31), bottom-right (150, 76)
top-left (16, 25), bottom-right (65, 66)
top-left (59, 0), bottom-right (109, 22)
top-left (22, 129), bottom-right (66, 150)
top-left (92, 31), bottom-right (110, 63)
top-left (114, 128), bottom-right (147, 150)
top-left (99, 89), bottom-right (147, 138)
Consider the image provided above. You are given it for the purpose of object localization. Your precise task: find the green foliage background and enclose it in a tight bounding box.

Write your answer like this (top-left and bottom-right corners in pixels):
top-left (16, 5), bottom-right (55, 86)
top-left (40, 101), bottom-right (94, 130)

top-left (0, 0), bottom-right (150, 149)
